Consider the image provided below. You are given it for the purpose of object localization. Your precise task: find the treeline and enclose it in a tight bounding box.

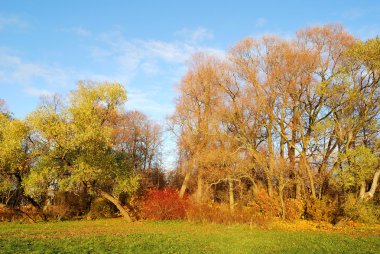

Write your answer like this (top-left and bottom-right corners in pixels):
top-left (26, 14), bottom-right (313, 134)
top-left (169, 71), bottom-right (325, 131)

top-left (0, 83), bottom-right (164, 222)
top-left (170, 24), bottom-right (380, 223)
top-left (1, 24), bottom-right (379, 224)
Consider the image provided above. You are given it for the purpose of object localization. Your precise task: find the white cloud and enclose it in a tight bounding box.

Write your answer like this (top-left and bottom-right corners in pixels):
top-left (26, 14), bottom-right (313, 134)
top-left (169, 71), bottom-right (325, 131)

top-left (85, 30), bottom-right (226, 124)
top-left (175, 27), bottom-right (214, 42)
top-left (141, 60), bottom-right (159, 75)
top-left (89, 29), bottom-right (224, 80)
top-left (0, 48), bottom-right (72, 87)
top-left (63, 26), bottom-right (92, 37)
top-left (89, 46), bottom-right (112, 60)
top-left (125, 87), bottom-right (174, 120)
top-left (24, 87), bottom-right (54, 98)
top-left (255, 18), bottom-right (267, 28)
top-left (0, 15), bottom-right (28, 30)
top-left (342, 8), bottom-right (364, 20)
top-left (0, 26), bottom-right (224, 122)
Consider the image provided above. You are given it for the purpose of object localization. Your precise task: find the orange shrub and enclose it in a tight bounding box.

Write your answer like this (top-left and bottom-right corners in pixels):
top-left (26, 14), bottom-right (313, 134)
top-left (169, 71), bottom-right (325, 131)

top-left (284, 198), bottom-right (304, 221)
top-left (249, 189), bottom-right (281, 217)
top-left (305, 197), bottom-right (337, 222)
top-left (186, 203), bottom-right (273, 227)
top-left (142, 188), bottom-right (188, 220)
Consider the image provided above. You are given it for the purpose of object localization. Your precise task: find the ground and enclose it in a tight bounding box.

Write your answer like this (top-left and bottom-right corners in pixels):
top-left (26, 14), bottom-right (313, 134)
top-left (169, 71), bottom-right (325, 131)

top-left (0, 219), bottom-right (379, 253)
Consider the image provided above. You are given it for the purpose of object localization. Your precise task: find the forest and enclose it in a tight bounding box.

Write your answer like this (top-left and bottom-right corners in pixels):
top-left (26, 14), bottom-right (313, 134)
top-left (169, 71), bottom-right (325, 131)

top-left (1, 24), bottom-right (379, 225)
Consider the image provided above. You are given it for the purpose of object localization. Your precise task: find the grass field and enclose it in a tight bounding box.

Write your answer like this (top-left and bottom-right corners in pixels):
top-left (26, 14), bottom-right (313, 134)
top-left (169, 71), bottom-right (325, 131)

top-left (0, 219), bottom-right (379, 254)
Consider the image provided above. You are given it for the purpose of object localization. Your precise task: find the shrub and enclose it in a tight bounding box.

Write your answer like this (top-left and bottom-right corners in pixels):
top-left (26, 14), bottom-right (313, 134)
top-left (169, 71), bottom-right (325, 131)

top-left (142, 188), bottom-right (188, 220)
top-left (43, 205), bottom-right (69, 221)
top-left (0, 204), bottom-right (18, 222)
top-left (186, 203), bottom-right (229, 224)
top-left (87, 198), bottom-right (116, 219)
top-left (41, 191), bottom-right (91, 220)
top-left (342, 194), bottom-right (379, 224)
top-left (0, 204), bottom-right (41, 222)
top-left (284, 198), bottom-right (304, 221)
top-left (249, 189), bottom-right (281, 218)
top-left (186, 188), bottom-right (279, 227)
top-left (304, 197), bottom-right (337, 222)
top-left (186, 203), bottom-right (272, 227)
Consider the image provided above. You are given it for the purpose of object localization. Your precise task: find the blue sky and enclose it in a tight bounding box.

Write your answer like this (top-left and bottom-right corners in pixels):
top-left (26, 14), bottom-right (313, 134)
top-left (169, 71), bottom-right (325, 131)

top-left (1, 0), bottom-right (379, 168)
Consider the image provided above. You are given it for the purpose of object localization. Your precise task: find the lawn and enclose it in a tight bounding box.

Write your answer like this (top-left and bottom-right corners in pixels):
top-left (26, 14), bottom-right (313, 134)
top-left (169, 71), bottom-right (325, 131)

top-left (0, 219), bottom-right (379, 253)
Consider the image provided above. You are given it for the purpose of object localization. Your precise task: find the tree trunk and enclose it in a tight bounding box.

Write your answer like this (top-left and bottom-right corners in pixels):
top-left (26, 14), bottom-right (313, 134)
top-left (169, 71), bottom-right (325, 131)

top-left (280, 107), bottom-right (285, 159)
top-left (26, 196), bottom-right (47, 221)
top-left (359, 181), bottom-right (366, 199)
top-left (196, 172), bottom-right (203, 202)
top-left (279, 187), bottom-right (285, 220)
top-left (288, 139), bottom-right (300, 199)
top-left (13, 172), bottom-right (47, 221)
top-left (279, 107), bottom-right (286, 219)
top-left (267, 119), bottom-right (274, 198)
top-left (179, 171), bottom-right (191, 198)
top-left (228, 175), bottom-right (235, 212)
top-left (303, 155), bottom-right (316, 198)
top-left (301, 131), bottom-right (316, 199)
top-left (360, 170), bottom-right (380, 201)
top-left (100, 191), bottom-right (132, 222)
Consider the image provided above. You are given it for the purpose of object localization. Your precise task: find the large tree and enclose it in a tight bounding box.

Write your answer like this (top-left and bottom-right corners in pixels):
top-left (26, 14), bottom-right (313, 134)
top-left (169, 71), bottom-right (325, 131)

top-left (25, 82), bottom-right (139, 221)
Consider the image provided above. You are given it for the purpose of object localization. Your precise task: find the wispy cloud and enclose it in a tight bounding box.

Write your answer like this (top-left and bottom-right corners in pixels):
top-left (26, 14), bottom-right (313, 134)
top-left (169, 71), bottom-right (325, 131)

top-left (63, 26), bottom-right (92, 37)
top-left (0, 15), bottom-right (28, 30)
top-left (175, 27), bottom-right (214, 43)
top-left (24, 87), bottom-right (54, 98)
top-left (90, 29), bottom-right (224, 78)
top-left (0, 48), bottom-right (72, 87)
top-left (0, 26), bottom-right (224, 121)
top-left (255, 18), bottom-right (267, 28)
top-left (125, 87), bottom-right (174, 120)
top-left (342, 8), bottom-right (365, 20)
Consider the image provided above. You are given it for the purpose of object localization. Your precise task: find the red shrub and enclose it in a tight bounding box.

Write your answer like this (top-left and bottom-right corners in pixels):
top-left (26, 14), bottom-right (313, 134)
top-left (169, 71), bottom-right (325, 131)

top-left (142, 188), bottom-right (188, 220)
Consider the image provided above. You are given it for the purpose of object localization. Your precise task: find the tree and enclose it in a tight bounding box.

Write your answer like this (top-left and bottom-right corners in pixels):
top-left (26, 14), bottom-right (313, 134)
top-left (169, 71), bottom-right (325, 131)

top-left (171, 53), bottom-right (224, 201)
top-left (336, 146), bottom-right (378, 197)
top-left (26, 82), bottom-right (139, 221)
top-left (113, 110), bottom-right (163, 188)
top-left (0, 108), bottom-right (29, 206)
top-left (172, 25), bottom-right (380, 221)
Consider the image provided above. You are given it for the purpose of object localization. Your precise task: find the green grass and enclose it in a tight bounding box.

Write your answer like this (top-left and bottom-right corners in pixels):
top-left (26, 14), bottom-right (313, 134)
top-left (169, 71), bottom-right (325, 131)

top-left (0, 219), bottom-right (379, 253)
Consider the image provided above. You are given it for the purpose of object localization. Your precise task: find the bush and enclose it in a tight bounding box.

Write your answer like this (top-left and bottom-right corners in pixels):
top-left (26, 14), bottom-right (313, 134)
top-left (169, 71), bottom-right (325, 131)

top-left (0, 204), bottom-right (41, 222)
top-left (249, 189), bottom-right (281, 218)
top-left (42, 191), bottom-right (91, 220)
top-left (0, 204), bottom-right (18, 222)
top-left (142, 188), bottom-right (188, 220)
top-left (87, 198), bottom-right (116, 219)
top-left (284, 198), bottom-right (304, 221)
top-left (43, 205), bottom-right (69, 220)
top-left (304, 197), bottom-right (337, 222)
top-left (186, 188), bottom-right (279, 227)
top-left (342, 194), bottom-right (379, 224)
top-left (186, 203), bottom-right (272, 227)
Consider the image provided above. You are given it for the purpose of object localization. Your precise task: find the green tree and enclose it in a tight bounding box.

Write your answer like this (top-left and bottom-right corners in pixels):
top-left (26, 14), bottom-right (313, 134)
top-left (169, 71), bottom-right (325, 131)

top-left (336, 146), bottom-right (378, 192)
top-left (26, 82), bottom-right (139, 221)
top-left (0, 102), bottom-right (29, 206)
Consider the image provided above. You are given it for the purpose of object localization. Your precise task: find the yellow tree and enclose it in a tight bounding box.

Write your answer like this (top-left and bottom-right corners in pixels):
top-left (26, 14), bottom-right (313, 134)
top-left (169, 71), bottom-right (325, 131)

top-left (171, 53), bottom-right (223, 200)
top-left (0, 105), bottom-right (29, 206)
top-left (26, 82), bottom-right (138, 221)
